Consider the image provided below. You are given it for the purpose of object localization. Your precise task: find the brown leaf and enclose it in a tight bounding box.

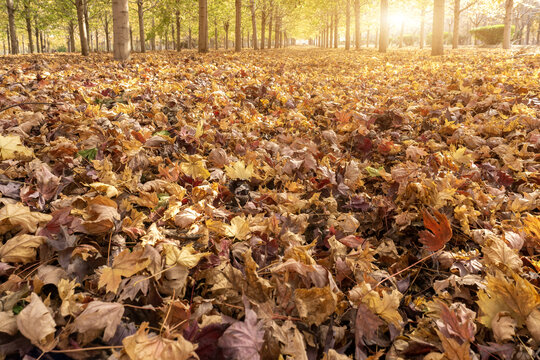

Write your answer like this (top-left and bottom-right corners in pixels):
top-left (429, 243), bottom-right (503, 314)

top-left (294, 286), bottom-right (337, 326)
top-left (0, 234), bottom-right (46, 263)
top-left (437, 330), bottom-right (471, 360)
top-left (71, 301), bottom-right (124, 342)
top-left (419, 209), bottom-right (452, 251)
top-left (218, 304), bottom-right (264, 360)
top-left (98, 249), bottom-right (150, 293)
top-left (0, 203), bottom-right (52, 235)
top-left (16, 293), bottom-right (57, 352)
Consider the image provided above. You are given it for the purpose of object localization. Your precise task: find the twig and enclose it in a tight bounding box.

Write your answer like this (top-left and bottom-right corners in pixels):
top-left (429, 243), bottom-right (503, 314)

top-left (0, 102), bottom-right (62, 113)
top-left (47, 345), bottom-right (123, 353)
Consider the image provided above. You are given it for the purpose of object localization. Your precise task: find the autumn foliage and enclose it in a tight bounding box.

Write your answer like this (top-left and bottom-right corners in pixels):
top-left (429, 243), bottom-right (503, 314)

top-left (0, 49), bottom-right (539, 359)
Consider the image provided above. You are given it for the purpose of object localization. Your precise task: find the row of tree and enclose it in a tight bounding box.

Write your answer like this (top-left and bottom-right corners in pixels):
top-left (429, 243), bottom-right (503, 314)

top-left (2, 0), bottom-right (539, 60)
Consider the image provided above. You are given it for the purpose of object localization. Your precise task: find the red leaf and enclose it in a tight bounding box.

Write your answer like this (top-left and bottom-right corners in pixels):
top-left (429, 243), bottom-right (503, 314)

top-left (418, 209), bottom-right (452, 251)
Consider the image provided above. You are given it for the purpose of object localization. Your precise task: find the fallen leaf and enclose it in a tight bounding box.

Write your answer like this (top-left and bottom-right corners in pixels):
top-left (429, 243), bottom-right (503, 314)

top-left (0, 203), bottom-right (52, 235)
top-left (0, 135), bottom-right (33, 160)
top-left (224, 216), bottom-right (251, 241)
top-left (294, 286), bottom-right (337, 326)
top-left (16, 292), bottom-right (56, 351)
top-left (419, 209), bottom-right (452, 251)
top-left (218, 304), bottom-right (264, 360)
top-left (98, 249), bottom-right (150, 293)
top-left (71, 301), bottom-right (124, 342)
top-left (0, 234), bottom-right (46, 263)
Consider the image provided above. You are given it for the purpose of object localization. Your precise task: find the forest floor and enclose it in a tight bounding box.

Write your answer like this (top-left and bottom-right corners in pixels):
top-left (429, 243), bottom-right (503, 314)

top-left (0, 49), bottom-right (539, 360)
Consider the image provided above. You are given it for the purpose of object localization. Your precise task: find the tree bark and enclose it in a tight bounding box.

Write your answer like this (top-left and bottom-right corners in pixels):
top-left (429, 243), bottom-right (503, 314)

top-left (6, 0), bottom-right (18, 54)
top-left (345, 0), bottom-right (350, 50)
top-left (214, 18), bottom-right (218, 49)
top-left (503, 0), bottom-right (513, 49)
top-left (95, 30), bottom-right (99, 52)
top-left (334, 8), bottom-right (338, 48)
top-left (452, 0), bottom-right (460, 49)
top-left (151, 17), bottom-right (156, 50)
top-left (432, 0), bottom-right (445, 56)
top-left (83, 0), bottom-right (90, 51)
top-left (268, 5), bottom-right (273, 48)
top-left (399, 20), bottom-right (404, 48)
top-left (224, 21), bottom-right (229, 49)
top-left (378, 0), bottom-right (388, 53)
top-left (250, 0), bottom-right (258, 50)
top-left (176, 11), bottom-right (181, 51)
top-left (24, 2), bottom-right (33, 53)
top-left (34, 19), bottom-right (39, 53)
top-left (420, 5), bottom-right (425, 49)
top-left (354, 0), bottom-right (360, 49)
top-left (76, 0), bottom-right (89, 55)
top-left (112, 0), bottom-right (131, 60)
top-left (235, 0), bottom-right (242, 51)
top-left (105, 16), bottom-right (110, 52)
top-left (274, 12), bottom-right (279, 48)
top-left (137, 0), bottom-right (145, 53)
top-left (199, 0), bottom-right (208, 52)
top-left (261, 9), bottom-right (266, 49)
top-left (69, 21), bottom-right (76, 52)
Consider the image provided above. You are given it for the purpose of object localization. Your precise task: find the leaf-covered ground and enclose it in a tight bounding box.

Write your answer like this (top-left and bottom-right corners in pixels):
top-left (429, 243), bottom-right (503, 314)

top-left (0, 49), bottom-right (539, 360)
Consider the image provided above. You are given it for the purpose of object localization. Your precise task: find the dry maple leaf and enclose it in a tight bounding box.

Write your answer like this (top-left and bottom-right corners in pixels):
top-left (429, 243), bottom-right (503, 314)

top-left (98, 249), bottom-right (150, 293)
top-left (0, 234), bottom-right (46, 263)
top-left (16, 292), bottom-right (57, 352)
top-left (419, 209), bottom-right (452, 251)
top-left (0, 135), bottom-right (33, 160)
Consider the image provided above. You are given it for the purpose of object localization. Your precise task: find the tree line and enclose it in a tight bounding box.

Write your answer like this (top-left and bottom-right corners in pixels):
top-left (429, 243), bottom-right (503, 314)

top-left (2, 0), bottom-right (539, 60)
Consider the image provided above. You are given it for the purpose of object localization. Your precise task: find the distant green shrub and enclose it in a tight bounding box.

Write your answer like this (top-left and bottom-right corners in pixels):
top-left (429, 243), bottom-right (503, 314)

top-left (56, 45), bottom-right (67, 52)
top-left (470, 25), bottom-right (515, 45)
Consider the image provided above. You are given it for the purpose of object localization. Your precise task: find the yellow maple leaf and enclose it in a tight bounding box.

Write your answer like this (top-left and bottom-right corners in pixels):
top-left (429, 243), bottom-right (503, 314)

top-left (98, 249), bottom-right (150, 293)
top-left (0, 135), bottom-right (33, 160)
top-left (224, 216), bottom-right (251, 240)
top-left (180, 155), bottom-right (210, 180)
top-left (225, 160), bottom-right (255, 180)
top-left (162, 243), bottom-right (210, 268)
top-left (477, 272), bottom-right (540, 328)
top-left (0, 234), bottom-right (46, 263)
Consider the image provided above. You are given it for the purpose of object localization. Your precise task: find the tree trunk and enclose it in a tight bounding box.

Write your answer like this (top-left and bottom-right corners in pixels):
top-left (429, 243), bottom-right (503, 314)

top-left (378, 0), bottom-right (388, 53)
top-left (503, 0), bottom-right (513, 49)
top-left (83, 0), bottom-right (90, 51)
top-left (525, 20), bottom-right (530, 45)
top-left (137, 0), bottom-right (145, 53)
top-left (250, 0), bottom-right (258, 50)
top-left (6, 0), bottom-right (18, 54)
top-left (130, 27), bottom-right (134, 51)
top-left (95, 30), bottom-right (99, 52)
top-left (151, 17), bottom-right (156, 50)
top-left (334, 9), bottom-right (338, 48)
top-left (34, 19), bottom-right (39, 53)
top-left (176, 12), bottom-right (181, 51)
top-left (24, 2), bottom-right (33, 53)
top-left (354, 0), bottom-right (360, 49)
top-left (112, 0), bottom-right (131, 60)
top-left (420, 6), bottom-right (425, 49)
top-left (345, 0), bottom-right (350, 50)
top-left (69, 21), bottom-right (75, 52)
top-left (268, 5), bottom-right (273, 48)
top-left (224, 22), bottom-right (229, 49)
top-left (274, 12), bottom-right (279, 48)
top-left (199, 0), bottom-right (208, 52)
top-left (329, 14), bottom-right (333, 48)
top-left (189, 27), bottom-right (192, 48)
top-left (105, 16), bottom-right (110, 52)
top-left (214, 19), bottom-right (218, 49)
top-left (235, 0), bottom-right (242, 51)
top-left (261, 7), bottom-right (266, 49)
top-left (452, 0), bottom-right (460, 49)
top-left (366, 28), bottom-right (369, 47)
top-left (171, 23), bottom-right (175, 49)
top-left (432, 0), bottom-right (445, 56)
top-left (76, 0), bottom-right (89, 55)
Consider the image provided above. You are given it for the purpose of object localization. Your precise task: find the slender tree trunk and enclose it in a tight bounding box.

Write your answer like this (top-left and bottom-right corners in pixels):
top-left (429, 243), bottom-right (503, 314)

top-left (112, 0), bottom-right (131, 60)
top-left (274, 12), bottom-right (279, 48)
top-left (83, 0), bottom-right (90, 51)
top-left (6, 0), bottom-right (18, 54)
top-left (130, 27), bottom-right (134, 51)
top-left (199, 0), bottom-right (208, 52)
top-left (137, 0), bottom-right (145, 53)
top-left (250, 0), bottom-right (258, 50)
top-left (7, 26), bottom-right (11, 54)
top-left (69, 21), bottom-right (75, 52)
top-left (76, 0), bottom-right (89, 55)
top-left (171, 23), bottom-right (175, 49)
top-left (345, 0), bottom-right (351, 50)
top-left (525, 20), bottom-right (530, 45)
top-left (176, 11), bottom-right (181, 51)
top-left (261, 9), bottom-right (266, 49)
top-left (366, 28), bottom-right (369, 47)
top-left (354, 0), bottom-right (360, 49)
top-left (329, 14), bottom-right (333, 48)
top-left (189, 27), bottom-right (192, 48)
top-left (214, 19), bottom-right (218, 49)
top-left (432, 0), bottom-right (445, 55)
top-left (24, 2), bottom-right (33, 53)
top-left (235, 0), bottom-right (242, 51)
top-left (39, 31), bottom-right (44, 52)
top-left (268, 5), bottom-right (273, 48)
top-left (95, 30), bottom-right (99, 52)
top-left (334, 8), bottom-right (339, 48)
top-left (503, 0), bottom-right (513, 49)
top-left (224, 22), bottom-right (229, 49)
top-left (420, 6), bottom-right (425, 49)
top-left (105, 16), bottom-right (110, 52)
top-left (379, 0), bottom-right (388, 52)
top-left (452, 0), bottom-right (460, 49)
top-left (151, 17), bottom-right (156, 50)
top-left (34, 19), bottom-right (39, 53)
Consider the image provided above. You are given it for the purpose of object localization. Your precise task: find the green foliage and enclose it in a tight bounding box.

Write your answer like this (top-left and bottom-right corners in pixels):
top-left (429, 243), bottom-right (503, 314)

top-left (470, 24), bottom-right (515, 45)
